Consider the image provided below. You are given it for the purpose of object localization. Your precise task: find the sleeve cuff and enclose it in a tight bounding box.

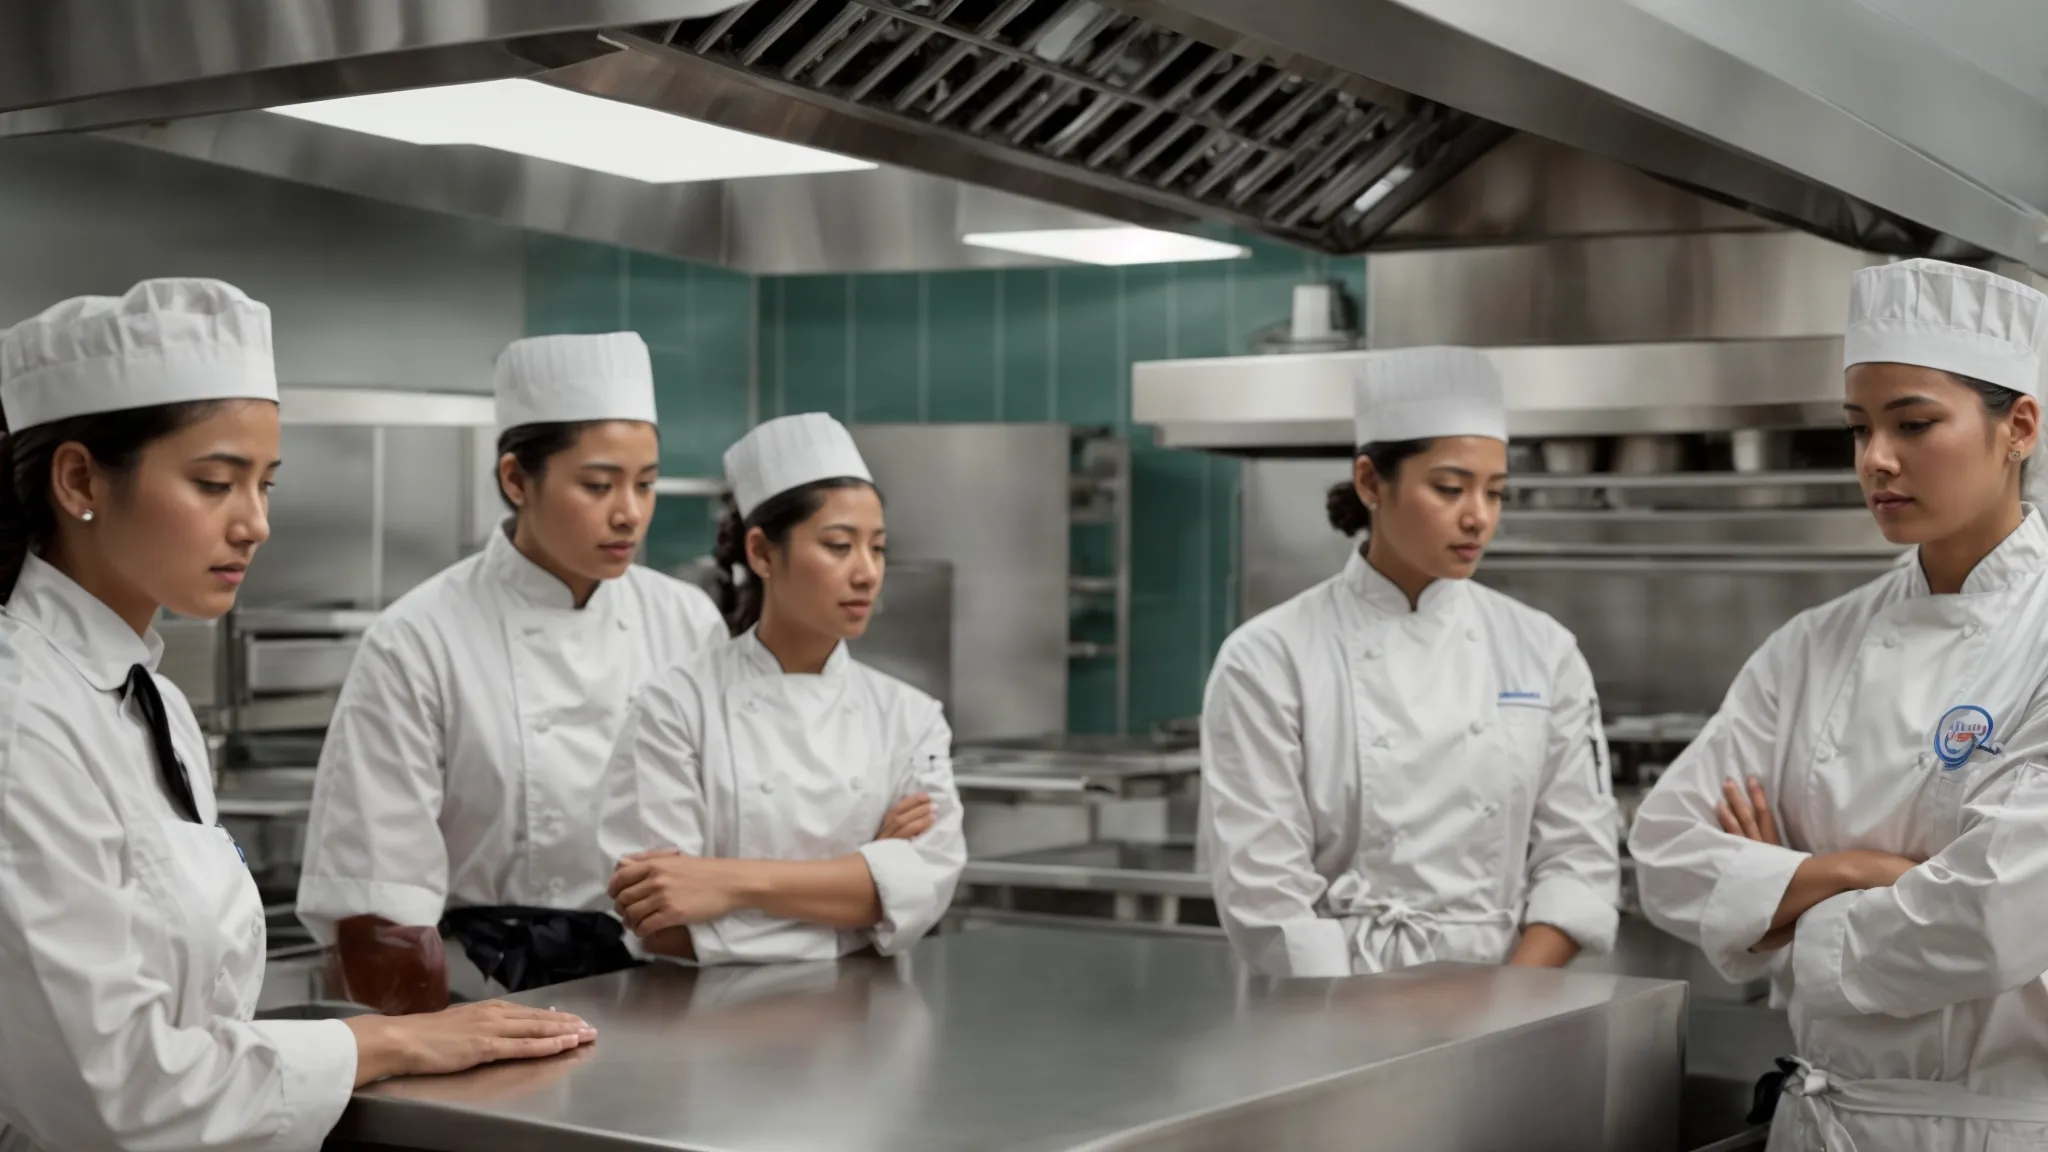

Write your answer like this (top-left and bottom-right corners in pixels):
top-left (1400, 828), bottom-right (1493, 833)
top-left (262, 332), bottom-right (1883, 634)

top-left (294, 878), bottom-right (446, 947)
top-left (858, 840), bottom-right (942, 953)
top-left (246, 1018), bottom-right (358, 1152)
top-left (1699, 841), bottom-right (1808, 982)
top-left (1791, 891), bottom-right (1865, 1018)
top-left (1524, 877), bottom-right (1620, 955)
top-left (1283, 919), bottom-right (1353, 979)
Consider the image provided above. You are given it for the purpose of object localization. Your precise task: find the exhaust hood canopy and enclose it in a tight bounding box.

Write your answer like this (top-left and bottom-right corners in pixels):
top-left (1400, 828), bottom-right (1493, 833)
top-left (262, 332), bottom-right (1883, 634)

top-left (3, 0), bottom-right (2043, 272)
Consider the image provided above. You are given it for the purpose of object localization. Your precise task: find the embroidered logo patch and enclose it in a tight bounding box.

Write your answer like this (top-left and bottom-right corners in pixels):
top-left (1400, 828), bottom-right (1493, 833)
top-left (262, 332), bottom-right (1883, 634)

top-left (1497, 690), bottom-right (1544, 709)
top-left (1933, 704), bottom-right (2000, 769)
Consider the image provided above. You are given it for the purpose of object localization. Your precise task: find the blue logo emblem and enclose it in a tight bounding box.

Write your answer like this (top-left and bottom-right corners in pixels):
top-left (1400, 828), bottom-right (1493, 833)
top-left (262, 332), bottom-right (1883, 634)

top-left (1498, 690), bottom-right (1543, 708)
top-left (1933, 705), bottom-right (2000, 769)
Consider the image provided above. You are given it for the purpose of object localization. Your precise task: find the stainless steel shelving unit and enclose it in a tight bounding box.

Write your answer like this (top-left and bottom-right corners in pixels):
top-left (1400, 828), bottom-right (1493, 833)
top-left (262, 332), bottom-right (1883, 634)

top-left (1068, 428), bottom-right (1132, 732)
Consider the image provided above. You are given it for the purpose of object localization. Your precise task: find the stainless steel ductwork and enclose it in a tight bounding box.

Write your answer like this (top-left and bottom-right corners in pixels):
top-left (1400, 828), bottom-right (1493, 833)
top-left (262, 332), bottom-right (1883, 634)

top-left (3, 1), bottom-right (2043, 273)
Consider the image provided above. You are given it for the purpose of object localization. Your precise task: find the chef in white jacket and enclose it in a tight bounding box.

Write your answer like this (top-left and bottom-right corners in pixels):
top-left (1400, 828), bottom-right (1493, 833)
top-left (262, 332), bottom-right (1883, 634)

top-left (1201, 347), bottom-right (1619, 978)
top-left (297, 333), bottom-right (730, 1007)
top-left (1630, 258), bottom-right (2048, 1150)
top-left (0, 279), bottom-right (592, 1152)
top-left (599, 412), bottom-right (966, 964)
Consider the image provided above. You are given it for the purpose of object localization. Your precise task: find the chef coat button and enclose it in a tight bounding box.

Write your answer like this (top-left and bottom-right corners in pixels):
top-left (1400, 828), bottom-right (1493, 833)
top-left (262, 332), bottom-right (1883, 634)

top-left (1816, 745), bottom-right (1834, 762)
top-left (1469, 720), bottom-right (1484, 735)
top-left (547, 878), bottom-right (565, 895)
top-left (616, 618), bottom-right (630, 632)
top-left (1466, 628), bottom-right (1479, 642)
top-left (851, 778), bottom-right (865, 794)
top-left (1373, 735), bottom-right (1392, 750)
top-left (534, 718), bottom-right (552, 734)
top-left (745, 701), bottom-right (760, 714)
top-left (760, 779), bottom-right (777, 795)
top-left (1882, 635), bottom-right (1898, 649)
top-left (842, 701), bottom-right (858, 715)
top-left (1964, 624), bottom-right (1980, 638)
top-left (1365, 647), bottom-right (1382, 660)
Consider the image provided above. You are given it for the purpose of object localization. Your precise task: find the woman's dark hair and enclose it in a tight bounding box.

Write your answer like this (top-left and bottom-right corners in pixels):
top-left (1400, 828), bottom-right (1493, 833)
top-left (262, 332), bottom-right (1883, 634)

top-left (1325, 439), bottom-right (1435, 537)
top-left (0, 401), bottom-right (226, 601)
top-left (1948, 371), bottom-right (2025, 418)
top-left (712, 476), bottom-right (877, 636)
top-left (494, 421), bottom-right (606, 512)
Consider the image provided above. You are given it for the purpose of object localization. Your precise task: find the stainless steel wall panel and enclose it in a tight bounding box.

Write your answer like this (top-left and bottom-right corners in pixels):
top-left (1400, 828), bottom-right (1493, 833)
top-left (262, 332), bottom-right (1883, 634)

top-left (850, 424), bottom-right (1071, 741)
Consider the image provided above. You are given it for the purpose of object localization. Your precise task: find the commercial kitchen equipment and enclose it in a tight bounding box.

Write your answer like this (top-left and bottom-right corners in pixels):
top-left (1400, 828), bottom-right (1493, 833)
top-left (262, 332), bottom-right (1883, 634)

top-left (320, 926), bottom-right (1707, 1152)
top-left (12, 2), bottom-right (2041, 280)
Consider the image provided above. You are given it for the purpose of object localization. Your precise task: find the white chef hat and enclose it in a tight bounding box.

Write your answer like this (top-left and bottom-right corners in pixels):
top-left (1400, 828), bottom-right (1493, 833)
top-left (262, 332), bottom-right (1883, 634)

top-left (1353, 346), bottom-right (1507, 446)
top-left (493, 332), bottom-right (658, 430)
top-left (1844, 259), bottom-right (2048, 397)
top-left (0, 278), bottom-right (277, 433)
top-left (724, 412), bottom-right (873, 519)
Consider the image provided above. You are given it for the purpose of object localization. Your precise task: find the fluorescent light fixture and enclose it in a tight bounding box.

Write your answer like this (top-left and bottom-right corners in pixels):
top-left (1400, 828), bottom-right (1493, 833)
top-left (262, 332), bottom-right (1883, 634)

top-left (961, 227), bottom-right (1247, 266)
top-left (270, 79), bottom-right (875, 184)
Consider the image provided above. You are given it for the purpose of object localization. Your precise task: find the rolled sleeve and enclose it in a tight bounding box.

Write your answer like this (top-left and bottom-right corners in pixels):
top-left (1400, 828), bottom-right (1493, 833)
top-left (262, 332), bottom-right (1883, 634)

top-left (1524, 876), bottom-right (1619, 955)
top-left (1630, 629), bottom-right (1802, 985)
top-left (1201, 628), bottom-right (1349, 979)
top-left (1520, 646), bottom-right (1621, 955)
top-left (296, 625), bottom-right (449, 947)
top-left (1698, 839), bottom-right (1808, 981)
top-left (245, 1018), bottom-right (358, 1149)
top-left (861, 710), bottom-right (966, 956)
top-left (1789, 891), bottom-right (1862, 1018)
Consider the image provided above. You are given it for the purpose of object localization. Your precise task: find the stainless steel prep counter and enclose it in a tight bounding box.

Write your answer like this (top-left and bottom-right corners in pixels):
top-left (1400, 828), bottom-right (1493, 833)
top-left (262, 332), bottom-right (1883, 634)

top-left (331, 926), bottom-right (1686, 1152)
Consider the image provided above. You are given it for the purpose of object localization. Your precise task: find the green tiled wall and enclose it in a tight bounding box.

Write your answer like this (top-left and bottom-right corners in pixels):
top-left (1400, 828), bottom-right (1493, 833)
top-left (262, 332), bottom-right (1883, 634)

top-left (525, 230), bottom-right (1365, 734)
top-left (756, 239), bottom-right (1365, 734)
top-left (525, 234), bottom-right (752, 571)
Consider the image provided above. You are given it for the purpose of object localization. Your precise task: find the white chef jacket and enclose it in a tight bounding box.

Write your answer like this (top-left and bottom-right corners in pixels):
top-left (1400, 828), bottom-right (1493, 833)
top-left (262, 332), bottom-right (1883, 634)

top-left (1201, 549), bottom-right (1620, 979)
top-left (297, 523), bottom-right (726, 943)
top-left (1631, 507), bottom-right (2048, 1150)
top-left (598, 630), bottom-right (966, 965)
top-left (0, 556), bottom-right (356, 1152)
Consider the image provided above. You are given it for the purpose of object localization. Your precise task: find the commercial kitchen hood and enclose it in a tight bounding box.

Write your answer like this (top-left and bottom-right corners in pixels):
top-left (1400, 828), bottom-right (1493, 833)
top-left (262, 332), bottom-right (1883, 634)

top-left (2, 1), bottom-right (2044, 275)
top-left (1129, 134), bottom-right (2048, 454)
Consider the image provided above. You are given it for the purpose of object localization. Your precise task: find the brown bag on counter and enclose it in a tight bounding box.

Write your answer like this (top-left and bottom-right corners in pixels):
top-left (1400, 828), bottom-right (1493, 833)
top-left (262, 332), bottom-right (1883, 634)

top-left (328, 915), bottom-right (451, 1016)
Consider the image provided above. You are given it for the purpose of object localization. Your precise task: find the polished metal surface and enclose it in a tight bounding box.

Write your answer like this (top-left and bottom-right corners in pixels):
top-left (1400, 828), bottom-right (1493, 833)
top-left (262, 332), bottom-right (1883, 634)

top-left (100, 109), bottom-right (1101, 275)
top-left (568, 11), bottom-right (1503, 255)
top-left (0, 1), bottom-right (741, 138)
top-left (331, 927), bottom-right (1687, 1151)
top-left (19, 0), bottom-right (2040, 267)
top-left (1375, 133), bottom-right (1771, 247)
top-left (963, 841), bottom-right (1210, 898)
top-left (1120, 0), bottom-right (2048, 268)
top-left (851, 424), bottom-right (1071, 741)
top-left (241, 637), bottom-right (361, 696)
top-left (1137, 337), bottom-right (1848, 453)
top-left (848, 560), bottom-right (955, 713)
top-left (1365, 230), bottom-right (1879, 350)
top-left (953, 747), bottom-right (1199, 798)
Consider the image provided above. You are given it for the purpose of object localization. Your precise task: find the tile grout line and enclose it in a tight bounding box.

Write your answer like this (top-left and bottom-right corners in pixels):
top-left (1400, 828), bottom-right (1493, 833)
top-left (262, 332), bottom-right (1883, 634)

top-left (993, 272), bottom-right (1006, 421)
top-left (1046, 269), bottom-right (1059, 422)
top-left (1115, 267), bottom-right (1128, 435)
top-left (917, 273), bottom-right (931, 423)
top-left (844, 275), bottom-right (857, 420)
top-left (775, 279), bottom-right (788, 420)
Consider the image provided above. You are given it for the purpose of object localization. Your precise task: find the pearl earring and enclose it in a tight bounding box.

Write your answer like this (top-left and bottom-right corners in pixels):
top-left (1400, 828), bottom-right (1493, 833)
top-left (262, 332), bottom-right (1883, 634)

top-left (80, 510), bottom-right (93, 523)
top-left (2012, 449), bottom-right (2025, 461)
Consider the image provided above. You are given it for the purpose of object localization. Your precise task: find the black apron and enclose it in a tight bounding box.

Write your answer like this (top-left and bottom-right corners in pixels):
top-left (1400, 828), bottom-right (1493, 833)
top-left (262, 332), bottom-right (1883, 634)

top-left (440, 906), bottom-right (638, 995)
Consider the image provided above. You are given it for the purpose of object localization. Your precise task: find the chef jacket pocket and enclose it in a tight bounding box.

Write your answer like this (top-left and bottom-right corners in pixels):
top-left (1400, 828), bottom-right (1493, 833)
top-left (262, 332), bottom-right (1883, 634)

top-left (153, 820), bottom-right (265, 1017)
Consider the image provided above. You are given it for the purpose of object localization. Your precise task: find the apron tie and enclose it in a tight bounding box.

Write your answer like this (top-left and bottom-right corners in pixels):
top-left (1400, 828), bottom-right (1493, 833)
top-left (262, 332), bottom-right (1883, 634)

top-left (1325, 874), bottom-right (1514, 974)
top-left (1753, 1054), bottom-right (2048, 1150)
